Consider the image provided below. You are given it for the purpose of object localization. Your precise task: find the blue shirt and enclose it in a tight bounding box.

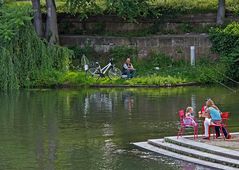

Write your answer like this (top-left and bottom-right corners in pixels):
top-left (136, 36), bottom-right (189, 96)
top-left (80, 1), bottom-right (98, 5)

top-left (208, 107), bottom-right (221, 121)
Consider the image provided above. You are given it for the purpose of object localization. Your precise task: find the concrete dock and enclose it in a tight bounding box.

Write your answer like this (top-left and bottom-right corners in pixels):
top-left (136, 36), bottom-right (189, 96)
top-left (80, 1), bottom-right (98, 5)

top-left (133, 132), bottom-right (239, 170)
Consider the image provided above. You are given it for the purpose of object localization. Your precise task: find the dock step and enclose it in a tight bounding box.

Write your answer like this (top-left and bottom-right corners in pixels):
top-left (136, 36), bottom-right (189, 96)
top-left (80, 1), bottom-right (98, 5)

top-left (164, 136), bottom-right (239, 160)
top-left (148, 139), bottom-right (239, 168)
top-left (133, 142), bottom-right (239, 170)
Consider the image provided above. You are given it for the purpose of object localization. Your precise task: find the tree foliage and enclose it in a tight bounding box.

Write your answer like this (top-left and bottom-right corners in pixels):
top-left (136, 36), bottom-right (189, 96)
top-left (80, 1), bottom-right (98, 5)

top-left (66, 0), bottom-right (160, 21)
top-left (0, 4), bottom-right (72, 90)
top-left (106, 0), bottom-right (160, 21)
top-left (66, 0), bottom-right (100, 18)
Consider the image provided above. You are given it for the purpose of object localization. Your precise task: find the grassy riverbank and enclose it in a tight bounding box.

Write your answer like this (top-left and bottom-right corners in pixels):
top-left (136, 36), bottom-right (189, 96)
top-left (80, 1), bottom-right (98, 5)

top-left (34, 63), bottom-right (226, 88)
top-left (58, 71), bottom-right (189, 87)
top-left (32, 71), bottom-right (186, 87)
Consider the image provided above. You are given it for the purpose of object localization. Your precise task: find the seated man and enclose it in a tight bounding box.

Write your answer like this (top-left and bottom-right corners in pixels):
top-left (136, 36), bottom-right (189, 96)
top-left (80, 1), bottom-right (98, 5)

top-left (122, 58), bottom-right (136, 78)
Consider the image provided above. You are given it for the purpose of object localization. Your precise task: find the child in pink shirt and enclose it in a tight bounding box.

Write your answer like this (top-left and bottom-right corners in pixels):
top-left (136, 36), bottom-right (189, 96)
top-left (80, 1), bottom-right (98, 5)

top-left (183, 107), bottom-right (198, 127)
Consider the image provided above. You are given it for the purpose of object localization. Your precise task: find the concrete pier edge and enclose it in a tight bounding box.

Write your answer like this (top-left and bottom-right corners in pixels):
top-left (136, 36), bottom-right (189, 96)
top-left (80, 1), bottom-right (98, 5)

top-left (133, 132), bottom-right (239, 170)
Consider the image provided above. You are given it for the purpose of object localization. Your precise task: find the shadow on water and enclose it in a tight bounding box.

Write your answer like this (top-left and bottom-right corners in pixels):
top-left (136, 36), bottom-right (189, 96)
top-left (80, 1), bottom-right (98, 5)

top-left (0, 86), bottom-right (238, 169)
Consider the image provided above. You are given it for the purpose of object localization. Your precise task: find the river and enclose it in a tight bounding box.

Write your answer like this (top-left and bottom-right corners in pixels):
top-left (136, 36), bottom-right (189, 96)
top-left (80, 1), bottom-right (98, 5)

top-left (0, 86), bottom-right (238, 169)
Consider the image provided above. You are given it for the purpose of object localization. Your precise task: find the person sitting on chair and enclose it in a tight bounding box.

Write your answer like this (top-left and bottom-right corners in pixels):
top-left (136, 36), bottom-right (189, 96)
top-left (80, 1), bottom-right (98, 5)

top-left (184, 107), bottom-right (198, 127)
top-left (122, 58), bottom-right (136, 78)
top-left (202, 99), bottom-right (231, 140)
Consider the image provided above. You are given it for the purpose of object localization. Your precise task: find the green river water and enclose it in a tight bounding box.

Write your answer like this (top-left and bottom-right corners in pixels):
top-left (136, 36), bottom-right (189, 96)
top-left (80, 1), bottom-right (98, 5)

top-left (0, 86), bottom-right (238, 170)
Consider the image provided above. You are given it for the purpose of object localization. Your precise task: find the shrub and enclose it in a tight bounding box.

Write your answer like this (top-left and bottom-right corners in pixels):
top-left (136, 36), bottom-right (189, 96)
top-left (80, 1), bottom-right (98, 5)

top-left (150, 52), bottom-right (173, 67)
top-left (195, 63), bottom-right (227, 83)
top-left (209, 22), bottom-right (239, 80)
top-left (69, 45), bottom-right (95, 70)
top-left (69, 45), bottom-right (94, 60)
top-left (109, 46), bottom-right (137, 64)
top-left (209, 22), bottom-right (239, 56)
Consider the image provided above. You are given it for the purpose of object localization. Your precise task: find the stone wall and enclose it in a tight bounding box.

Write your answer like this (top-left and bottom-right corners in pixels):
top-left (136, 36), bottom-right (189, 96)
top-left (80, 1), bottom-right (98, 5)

top-left (56, 12), bottom-right (239, 60)
top-left (57, 13), bottom-right (239, 34)
top-left (57, 13), bottom-right (216, 34)
top-left (60, 34), bottom-right (213, 59)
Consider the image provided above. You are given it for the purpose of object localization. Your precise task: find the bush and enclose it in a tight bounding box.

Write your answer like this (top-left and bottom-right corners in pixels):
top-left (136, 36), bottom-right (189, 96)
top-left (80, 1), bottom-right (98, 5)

top-left (209, 22), bottom-right (239, 80)
top-left (135, 51), bottom-right (193, 75)
top-left (195, 63), bottom-right (227, 83)
top-left (150, 52), bottom-right (173, 67)
top-left (69, 45), bottom-right (95, 70)
top-left (109, 46), bottom-right (137, 64)
top-left (69, 45), bottom-right (94, 60)
top-left (209, 22), bottom-right (239, 56)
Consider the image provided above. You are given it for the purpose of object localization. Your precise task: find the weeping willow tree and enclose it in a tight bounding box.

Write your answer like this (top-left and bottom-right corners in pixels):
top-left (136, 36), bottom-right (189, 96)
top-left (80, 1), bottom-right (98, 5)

top-left (0, 5), bottom-right (72, 90)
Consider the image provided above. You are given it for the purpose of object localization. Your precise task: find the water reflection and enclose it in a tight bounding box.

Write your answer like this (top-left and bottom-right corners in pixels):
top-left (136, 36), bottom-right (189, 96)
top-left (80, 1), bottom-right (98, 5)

top-left (47, 110), bottom-right (57, 170)
top-left (122, 92), bottom-right (135, 115)
top-left (191, 94), bottom-right (196, 109)
top-left (0, 87), bottom-right (238, 169)
top-left (88, 92), bottom-right (113, 112)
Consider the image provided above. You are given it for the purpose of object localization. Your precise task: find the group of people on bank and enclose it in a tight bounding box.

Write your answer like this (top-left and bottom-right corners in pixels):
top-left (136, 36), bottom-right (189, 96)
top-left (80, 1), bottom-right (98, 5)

top-left (183, 98), bottom-right (231, 139)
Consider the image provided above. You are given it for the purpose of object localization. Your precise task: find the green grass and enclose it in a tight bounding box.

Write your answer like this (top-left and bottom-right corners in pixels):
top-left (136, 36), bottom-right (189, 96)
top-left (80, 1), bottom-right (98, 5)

top-left (19, 52), bottom-right (229, 88)
top-left (30, 70), bottom-right (190, 87)
top-left (56, 71), bottom-right (189, 87)
top-left (35, 63), bottom-right (227, 88)
top-left (70, 58), bottom-right (228, 86)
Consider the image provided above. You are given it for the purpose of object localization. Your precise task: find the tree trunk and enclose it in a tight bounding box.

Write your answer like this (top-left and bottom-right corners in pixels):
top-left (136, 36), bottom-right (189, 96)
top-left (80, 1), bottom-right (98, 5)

top-left (45, 0), bottom-right (59, 44)
top-left (31, 0), bottom-right (43, 37)
top-left (216, 0), bottom-right (225, 25)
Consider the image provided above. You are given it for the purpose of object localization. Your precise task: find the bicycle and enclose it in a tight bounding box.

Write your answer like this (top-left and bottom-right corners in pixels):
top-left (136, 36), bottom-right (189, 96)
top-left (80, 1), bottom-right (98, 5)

top-left (86, 58), bottom-right (122, 79)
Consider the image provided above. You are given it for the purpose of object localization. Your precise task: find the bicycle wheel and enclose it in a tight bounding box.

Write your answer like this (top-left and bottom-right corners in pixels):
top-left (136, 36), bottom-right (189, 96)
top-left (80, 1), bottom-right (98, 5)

top-left (108, 67), bottom-right (122, 79)
top-left (86, 68), bottom-right (101, 79)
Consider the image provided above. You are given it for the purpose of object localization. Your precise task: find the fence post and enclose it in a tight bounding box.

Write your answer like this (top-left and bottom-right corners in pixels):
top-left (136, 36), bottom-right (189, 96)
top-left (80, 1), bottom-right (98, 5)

top-left (190, 46), bottom-right (196, 66)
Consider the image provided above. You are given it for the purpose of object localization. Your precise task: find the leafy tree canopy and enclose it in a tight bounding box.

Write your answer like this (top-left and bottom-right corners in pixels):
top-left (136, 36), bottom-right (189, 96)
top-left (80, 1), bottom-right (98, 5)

top-left (66, 0), bottom-right (160, 21)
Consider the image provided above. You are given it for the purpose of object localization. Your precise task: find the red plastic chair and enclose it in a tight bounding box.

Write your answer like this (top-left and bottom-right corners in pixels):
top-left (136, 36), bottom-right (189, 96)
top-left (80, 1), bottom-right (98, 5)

top-left (201, 105), bottom-right (206, 134)
top-left (207, 112), bottom-right (229, 140)
top-left (177, 109), bottom-right (198, 140)
top-left (221, 112), bottom-right (229, 129)
top-left (201, 105), bottom-right (206, 113)
top-left (208, 121), bottom-right (225, 140)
